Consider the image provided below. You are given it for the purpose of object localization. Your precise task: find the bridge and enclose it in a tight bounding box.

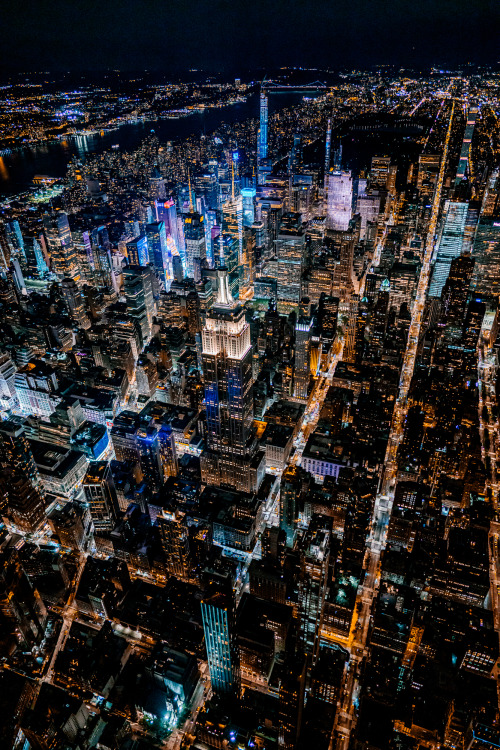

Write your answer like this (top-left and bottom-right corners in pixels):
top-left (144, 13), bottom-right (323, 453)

top-left (263, 81), bottom-right (327, 92)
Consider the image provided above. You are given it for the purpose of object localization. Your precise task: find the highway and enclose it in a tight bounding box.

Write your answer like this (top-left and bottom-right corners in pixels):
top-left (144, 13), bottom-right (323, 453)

top-left (409, 97), bottom-right (427, 117)
top-left (331, 101), bottom-right (456, 750)
top-left (477, 342), bottom-right (500, 647)
top-left (478, 343), bottom-right (500, 511)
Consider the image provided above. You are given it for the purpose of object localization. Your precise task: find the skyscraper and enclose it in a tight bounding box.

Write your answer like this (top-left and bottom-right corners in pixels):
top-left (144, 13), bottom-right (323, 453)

top-left (82, 461), bottom-right (119, 532)
top-left (279, 653), bottom-right (306, 749)
top-left (149, 165), bottom-right (167, 202)
top-left (24, 235), bottom-right (49, 279)
top-left (259, 89), bottom-right (268, 161)
top-left (156, 198), bottom-right (180, 251)
top-left (472, 214), bottom-right (500, 297)
top-left (441, 253), bottom-right (475, 328)
top-left (61, 277), bottom-right (90, 330)
top-left (158, 508), bottom-right (191, 581)
top-left (241, 187), bottom-right (256, 228)
top-left (201, 593), bottom-right (240, 698)
top-left (327, 171), bottom-right (353, 230)
top-left (184, 213), bottom-right (206, 280)
top-left (123, 265), bottom-right (155, 346)
top-left (43, 211), bottom-right (78, 280)
top-left (280, 465), bottom-right (306, 548)
top-left (429, 201), bottom-right (469, 298)
top-left (146, 220), bottom-right (171, 288)
top-left (222, 197), bottom-right (243, 264)
top-left (324, 118), bottom-right (332, 191)
top-left (370, 155), bottom-right (391, 189)
top-left (89, 225), bottom-right (113, 288)
top-left (293, 316), bottom-right (312, 400)
top-left (0, 354), bottom-right (17, 413)
top-left (276, 212), bottom-right (306, 311)
top-left (126, 236), bottom-right (149, 267)
top-left (455, 107), bottom-right (478, 188)
top-left (136, 423), bottom-right (164, 493)
top-left (296, 518), bottom-right (330, 660)
top-left (0, 420), bottom-right (45, 533)
top-left (201, 268), bottom-right (262, 493)
top-left (4, 220), bottom-right (24, 259)
top-left (0, 549), bottom-right (47, 648)
top-left (258, 89), bottom-right (269, 185)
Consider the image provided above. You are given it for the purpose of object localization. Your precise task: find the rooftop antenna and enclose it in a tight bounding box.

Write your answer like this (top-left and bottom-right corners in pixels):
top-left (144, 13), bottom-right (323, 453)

top-left (231, 157), bottom-right (235, 203)
top-left (187, 167), bottom-right (194, 213)
top-left (219, 230), bottom-right (224, 266)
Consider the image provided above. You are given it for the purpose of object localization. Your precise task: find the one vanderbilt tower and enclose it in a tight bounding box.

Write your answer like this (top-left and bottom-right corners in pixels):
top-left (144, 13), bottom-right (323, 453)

top-left (201, 268), bottom-right (264, 492)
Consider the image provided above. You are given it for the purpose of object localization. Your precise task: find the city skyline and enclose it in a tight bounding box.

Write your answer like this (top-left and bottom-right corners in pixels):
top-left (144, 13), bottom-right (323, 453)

top-left (0, 52), bottom-right (500, 750)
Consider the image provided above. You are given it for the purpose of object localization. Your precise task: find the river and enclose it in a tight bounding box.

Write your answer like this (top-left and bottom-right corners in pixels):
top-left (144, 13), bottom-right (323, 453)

top-left (0, 92), bottom-right (313, 197)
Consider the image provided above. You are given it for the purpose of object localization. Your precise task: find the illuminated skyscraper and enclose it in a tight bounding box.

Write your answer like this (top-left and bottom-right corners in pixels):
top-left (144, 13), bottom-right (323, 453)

top-left (356, 191), bottom-right (382, 240)
top-left (4, 220), bottom-right (24, 256)
top-left (89, 226), bottom-right (113, 288)
top-left (289, 134), bottom-right (301, 174)
top-left (217, 234), bottom-right (240, 299)
top-left (200, 269), bottom-right (263, 492)
top-left (276, 213), bottom-right (306, 311)
top-left (241, 187), bottom-right (256, 228)
top-left (296, 518), bottom-right (330, 661)
top-left (184, 213), bottom-right (206, 280)
top-left (370, 155), bottom-right (391, 189)
top-left (259, 90), bottom-right (268, 161)
top-left (156, 199), bottom-right (180, 249)
top-left (61, 277), bottom-right (90, 330)
top-left (126, 235), bottom-right (149, 267)
top-left (136, 423), bottom-right (164, 493)
top-left (158, 508), bottom-right (191, 581)
top-left (258, 90), bottom-right (269, 185)
top-left (472, 213), bottom-right (500, 297)
top-left (0, 354), bottom-right (17, 413)
top-left (24, 236), bottom-right (49, 279)
top-left (146, 220), bottom-right (171, 288)
top-left (429, 201), bottom-right (469, 298)
top-left (82, 461), bottom-right (119, 532)
top-left (201, 593), bottom-right (240, 698)
top-left (326, 171), bottom-right (353, 230)
top-left (43, 211), bottom-right (78, 280)
top-left (293, 316), bottom-right (312, 400)
top-left (455, 107), bottom-right (478, 188)
top-left (149, 165), bottom-right (166, 201)
top-left (123, 265), bottom-right (155, 345)
top-left (324, 118), bottom-right (332, 191)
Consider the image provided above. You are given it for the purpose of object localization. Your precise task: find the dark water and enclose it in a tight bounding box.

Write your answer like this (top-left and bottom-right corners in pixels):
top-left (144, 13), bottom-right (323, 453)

top-left (0, 92), bottom-right (310, 197)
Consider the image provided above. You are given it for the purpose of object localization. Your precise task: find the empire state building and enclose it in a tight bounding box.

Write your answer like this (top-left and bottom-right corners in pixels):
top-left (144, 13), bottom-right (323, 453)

top-left (201, 268), bottom-right (264, 492)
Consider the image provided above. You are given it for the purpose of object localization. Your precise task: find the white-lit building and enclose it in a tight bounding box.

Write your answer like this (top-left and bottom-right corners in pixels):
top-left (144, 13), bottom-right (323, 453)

top-left (327, 170), bottom-right (353, 231)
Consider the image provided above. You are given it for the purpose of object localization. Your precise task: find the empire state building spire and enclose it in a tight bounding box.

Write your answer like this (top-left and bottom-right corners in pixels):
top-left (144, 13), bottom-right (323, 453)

top-left (200, 268), bottom-right (263, 493)
top-left (215, 267), bottom-right (235, 308)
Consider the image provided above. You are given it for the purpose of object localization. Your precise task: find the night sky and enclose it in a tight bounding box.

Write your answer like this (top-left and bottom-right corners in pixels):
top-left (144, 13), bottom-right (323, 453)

top-left (1, 0), bottom-right (499, 74)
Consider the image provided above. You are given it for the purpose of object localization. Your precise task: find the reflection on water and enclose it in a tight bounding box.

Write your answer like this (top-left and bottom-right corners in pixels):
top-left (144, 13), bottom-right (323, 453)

top-left (0, 92), bottom-right (311, 197)
top-left (0, 157), bottom-right (9, 182)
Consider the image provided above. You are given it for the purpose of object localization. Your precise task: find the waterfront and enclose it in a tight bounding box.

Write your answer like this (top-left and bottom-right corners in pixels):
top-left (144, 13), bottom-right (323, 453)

top-left (0, 92), bottom-right (311, 197)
